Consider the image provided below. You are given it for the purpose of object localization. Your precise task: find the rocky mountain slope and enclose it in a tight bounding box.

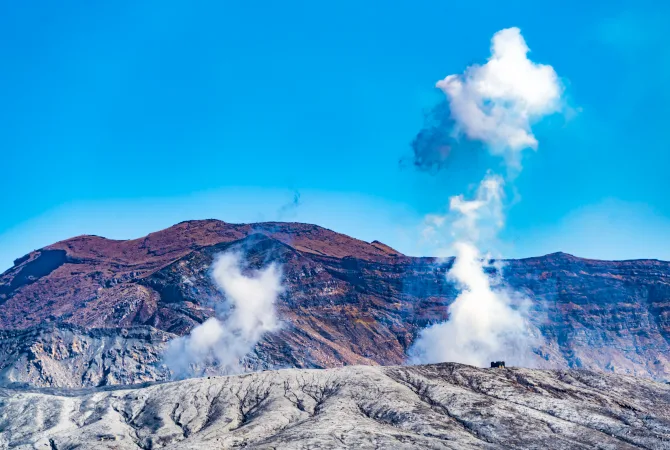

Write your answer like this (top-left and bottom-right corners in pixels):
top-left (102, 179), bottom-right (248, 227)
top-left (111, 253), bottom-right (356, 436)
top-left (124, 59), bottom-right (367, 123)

top-left (1, 220), bottom-right (669, 387)
top-left (2, 363), bottom-right (670, 449)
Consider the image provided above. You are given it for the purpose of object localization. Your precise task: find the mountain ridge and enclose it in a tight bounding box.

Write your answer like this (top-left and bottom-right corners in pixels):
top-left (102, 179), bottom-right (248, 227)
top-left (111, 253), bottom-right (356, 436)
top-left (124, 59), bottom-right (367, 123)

top-left (1, 219), bottom-right (669, 387)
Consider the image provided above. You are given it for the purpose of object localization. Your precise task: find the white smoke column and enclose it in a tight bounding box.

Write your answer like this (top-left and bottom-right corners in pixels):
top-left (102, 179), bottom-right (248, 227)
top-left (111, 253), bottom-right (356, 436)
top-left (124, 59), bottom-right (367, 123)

top-left (165, 251), bottom-right (284, 378)
top-left (410, 174), bottom-right (531, 366)
top-left (437, 27), bottom-right (562, 168)
top-left (410, 27), bottom-right (564, 367)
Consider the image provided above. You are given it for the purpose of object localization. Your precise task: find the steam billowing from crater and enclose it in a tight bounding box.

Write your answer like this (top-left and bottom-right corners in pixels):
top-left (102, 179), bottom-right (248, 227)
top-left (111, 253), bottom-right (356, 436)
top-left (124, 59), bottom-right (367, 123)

top-left (410, 174), bottom-right (533, 366)
top-left (164, 251), bottom-right (284, 378)
top-left (410, 27), bottom-right (566, 367)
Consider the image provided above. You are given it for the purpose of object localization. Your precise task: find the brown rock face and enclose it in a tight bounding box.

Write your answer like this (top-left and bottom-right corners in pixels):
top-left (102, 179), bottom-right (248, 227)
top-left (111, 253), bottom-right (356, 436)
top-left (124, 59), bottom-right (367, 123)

top-left (0, 219), bottom-right (669, 387)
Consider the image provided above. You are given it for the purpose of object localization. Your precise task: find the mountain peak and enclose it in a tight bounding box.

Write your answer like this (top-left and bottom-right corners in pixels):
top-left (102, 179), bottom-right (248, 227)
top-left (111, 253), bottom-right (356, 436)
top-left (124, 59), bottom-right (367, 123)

top-left (1, 219), bottom-right (670, 387)
top-left (370, 240), bottom-right (402, 256)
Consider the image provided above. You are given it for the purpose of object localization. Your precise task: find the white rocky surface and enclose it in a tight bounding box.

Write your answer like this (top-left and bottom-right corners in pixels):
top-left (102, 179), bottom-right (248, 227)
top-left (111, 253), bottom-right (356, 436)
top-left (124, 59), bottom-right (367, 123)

top-left (1, 363), bottom-right (669, 449)
top-left (0, 325), bottom-right (172, 388)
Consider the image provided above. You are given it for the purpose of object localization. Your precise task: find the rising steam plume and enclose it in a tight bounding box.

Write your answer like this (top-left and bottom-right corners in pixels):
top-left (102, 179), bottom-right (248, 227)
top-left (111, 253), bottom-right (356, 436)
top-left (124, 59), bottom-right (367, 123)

top-left (410, 174), bottom-right (532, 365)
top-left (409, 27), bottom-right (565, 367)
top-left (164, 251), bottom-right (284, 378)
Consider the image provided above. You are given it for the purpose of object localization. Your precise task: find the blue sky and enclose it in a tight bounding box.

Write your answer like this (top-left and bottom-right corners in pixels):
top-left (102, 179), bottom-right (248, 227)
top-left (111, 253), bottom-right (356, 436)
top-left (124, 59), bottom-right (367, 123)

top-left (1, 0), bottom-right (669, 271)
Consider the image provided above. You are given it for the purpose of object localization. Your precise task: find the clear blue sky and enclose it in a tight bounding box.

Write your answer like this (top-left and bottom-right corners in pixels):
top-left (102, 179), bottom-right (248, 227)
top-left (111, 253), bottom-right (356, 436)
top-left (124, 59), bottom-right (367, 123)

top-left (1, 0), bottom-right (669, 271)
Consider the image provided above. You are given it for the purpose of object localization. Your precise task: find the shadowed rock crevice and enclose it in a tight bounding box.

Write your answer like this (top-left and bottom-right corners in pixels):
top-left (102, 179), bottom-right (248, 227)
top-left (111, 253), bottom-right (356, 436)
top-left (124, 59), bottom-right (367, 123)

top-left (0, 249), bottom-right (69, 302)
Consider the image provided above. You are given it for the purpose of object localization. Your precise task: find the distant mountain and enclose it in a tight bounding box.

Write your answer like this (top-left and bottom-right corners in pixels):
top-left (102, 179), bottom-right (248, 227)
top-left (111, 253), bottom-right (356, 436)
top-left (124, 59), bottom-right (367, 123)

top-left (0, 219), bottom-right (669, 387)
top-left (2, 363), bottom-right (669, 449)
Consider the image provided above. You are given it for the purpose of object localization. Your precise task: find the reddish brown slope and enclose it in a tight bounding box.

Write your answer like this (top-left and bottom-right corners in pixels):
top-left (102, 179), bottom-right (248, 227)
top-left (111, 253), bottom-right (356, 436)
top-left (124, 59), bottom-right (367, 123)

top-left (1, 220), bottom-right (669, 385)
top-left (47, 219), bottom-right (402, 266)
top-left (0, 220), bottom-right (403, 330)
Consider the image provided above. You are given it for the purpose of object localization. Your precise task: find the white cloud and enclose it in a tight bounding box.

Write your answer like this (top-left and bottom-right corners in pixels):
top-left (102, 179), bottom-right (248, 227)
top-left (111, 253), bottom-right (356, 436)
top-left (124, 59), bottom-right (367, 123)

top-left (164, 251), bottom-right (284, 377)
top-left (436, 27), bottom-right (562, 164)
top-left (410, 174), bottom-right (534, 367)
top-left (410, 28), bottom-right (568, 367)
top-left (421, 173), bottom-right (506, 255)
top-left (409, 241), bottom-right (532, 367)
top-left (450, 174), bottom-right (505, 243)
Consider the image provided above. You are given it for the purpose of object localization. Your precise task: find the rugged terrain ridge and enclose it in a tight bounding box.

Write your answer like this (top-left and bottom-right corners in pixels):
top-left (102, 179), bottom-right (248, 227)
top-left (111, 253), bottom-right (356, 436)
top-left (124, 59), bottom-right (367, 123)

top-left (1, 219), bottom-right (669, 387)
top-left (2, 363), bottom-right (669, 449)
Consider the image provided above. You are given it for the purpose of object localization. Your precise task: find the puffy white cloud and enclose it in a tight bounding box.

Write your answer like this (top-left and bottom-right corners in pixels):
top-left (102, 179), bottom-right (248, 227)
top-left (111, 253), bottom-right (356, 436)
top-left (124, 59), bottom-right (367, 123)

top-left (164, 251), bottom-right (284, 377)
top-left (409, 242), bottom-right (531, 367)
top-left (436, 27), bottom-right (562, 164)
top-left (410, 28), bottom-right (562, 368)
top-left (410, 174), bottom-right (534, 367)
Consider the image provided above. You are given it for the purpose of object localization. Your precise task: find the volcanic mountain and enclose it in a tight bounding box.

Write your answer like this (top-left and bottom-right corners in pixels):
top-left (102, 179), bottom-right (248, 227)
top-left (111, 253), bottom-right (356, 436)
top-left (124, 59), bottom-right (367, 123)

top-left (0, 219), bottom-right (669, 387)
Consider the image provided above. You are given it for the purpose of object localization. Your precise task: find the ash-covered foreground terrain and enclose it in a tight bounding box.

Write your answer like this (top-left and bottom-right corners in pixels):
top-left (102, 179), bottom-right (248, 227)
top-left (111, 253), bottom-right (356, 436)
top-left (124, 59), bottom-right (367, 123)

top-left (2, 363), bottom-right (670, 449)
top-left (1, 220), bottom-right (670, 388)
